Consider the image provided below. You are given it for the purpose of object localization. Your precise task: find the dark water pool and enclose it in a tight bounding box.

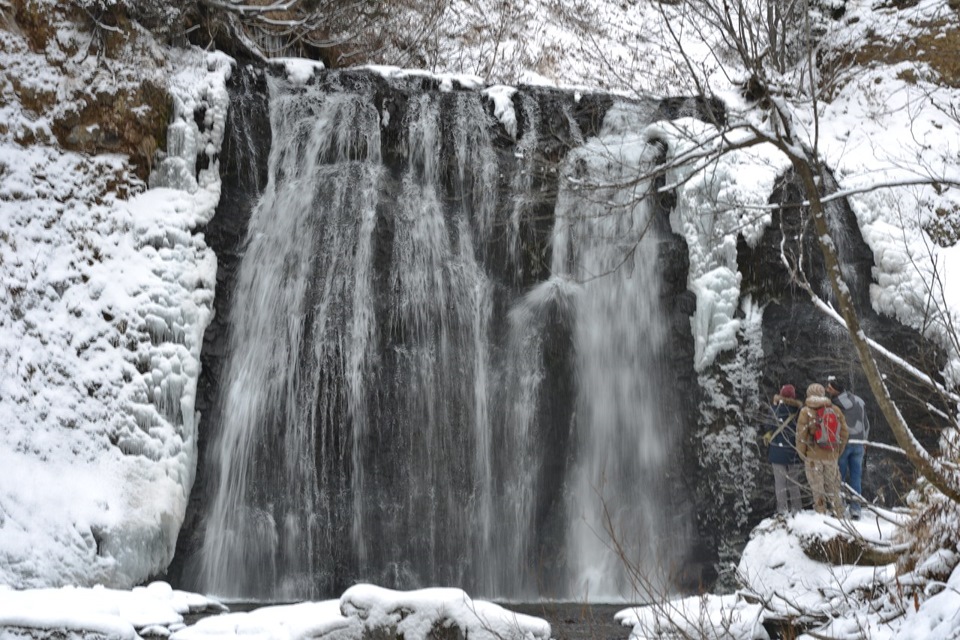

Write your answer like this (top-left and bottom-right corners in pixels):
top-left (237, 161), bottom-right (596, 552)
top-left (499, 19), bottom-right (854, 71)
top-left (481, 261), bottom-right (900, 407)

top-left (507, 603), bottom-right (632, 640)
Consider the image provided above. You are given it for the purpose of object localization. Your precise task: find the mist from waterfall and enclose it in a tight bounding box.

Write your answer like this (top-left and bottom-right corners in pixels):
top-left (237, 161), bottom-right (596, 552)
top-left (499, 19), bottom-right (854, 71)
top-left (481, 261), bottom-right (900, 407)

top-left (196, 71), bottom-right (687, 602)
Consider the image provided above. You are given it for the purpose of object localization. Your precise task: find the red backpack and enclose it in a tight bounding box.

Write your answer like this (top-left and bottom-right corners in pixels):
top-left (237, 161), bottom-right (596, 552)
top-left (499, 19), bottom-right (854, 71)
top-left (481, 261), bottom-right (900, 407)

top-left (813, 406), bottom-right (840, 448)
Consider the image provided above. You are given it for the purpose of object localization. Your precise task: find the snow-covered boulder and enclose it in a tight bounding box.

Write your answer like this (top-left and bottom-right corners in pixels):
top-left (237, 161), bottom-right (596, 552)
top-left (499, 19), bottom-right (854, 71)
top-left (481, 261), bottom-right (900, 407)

top-left (340, 585), bottom-right (551, 640)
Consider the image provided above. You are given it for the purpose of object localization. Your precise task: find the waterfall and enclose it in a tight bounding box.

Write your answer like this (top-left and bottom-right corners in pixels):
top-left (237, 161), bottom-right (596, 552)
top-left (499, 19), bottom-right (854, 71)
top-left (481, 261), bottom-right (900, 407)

top-left (196, 70), bottom-right (687, 602)
top-left (199, 78), bottom-right (384, 599)
top-left (531, 102), bottom-right (680, 600)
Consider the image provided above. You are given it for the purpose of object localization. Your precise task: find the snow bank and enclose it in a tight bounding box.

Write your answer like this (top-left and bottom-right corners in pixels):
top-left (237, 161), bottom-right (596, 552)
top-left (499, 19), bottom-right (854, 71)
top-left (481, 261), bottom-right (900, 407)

top-left (0, 581), bottom-right (222, 639)
top-left (621, 507), bottom-right (953, 640)
top-left (805, 2), bottom-right (960, 388)
top-left (616, 594), bottom-right (767, 640)
top-left (0, 26), bottom-right (230, 587)
top-left (893, 560), bottom-right (960, 640)
top-left (738, 512), bottom-right (900, 619)
top-left (172, 601), bottom-right (352, 640)
top-left (0, 585), bottom-right (549, 640)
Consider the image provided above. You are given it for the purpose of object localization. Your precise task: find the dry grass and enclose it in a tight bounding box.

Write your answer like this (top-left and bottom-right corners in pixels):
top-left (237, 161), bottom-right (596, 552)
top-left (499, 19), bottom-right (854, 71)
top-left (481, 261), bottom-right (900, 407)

top-left (897, 492), bottom-right (960, 578)
top-left (925, 205), bottom-right (960, 247)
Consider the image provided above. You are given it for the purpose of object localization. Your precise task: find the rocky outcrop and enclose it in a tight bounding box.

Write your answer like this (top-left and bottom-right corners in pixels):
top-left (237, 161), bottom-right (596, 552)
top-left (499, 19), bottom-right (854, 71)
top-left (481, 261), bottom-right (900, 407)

top-left (0, 2), bottom-right (231, 589)
top-left (6, 0), bottom-right (171, 180)
top-left (694, 167), bottom-right (956, 588)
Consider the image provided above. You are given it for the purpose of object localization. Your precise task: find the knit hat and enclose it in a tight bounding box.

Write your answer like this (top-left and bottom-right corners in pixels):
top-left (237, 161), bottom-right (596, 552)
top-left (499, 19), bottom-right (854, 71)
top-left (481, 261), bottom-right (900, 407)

top-left (826, 375), bottom-right (844, 392)
top-left (807, 383), bottom-right (826, 398)
top-left (779, 384), bottom-right (796, 399)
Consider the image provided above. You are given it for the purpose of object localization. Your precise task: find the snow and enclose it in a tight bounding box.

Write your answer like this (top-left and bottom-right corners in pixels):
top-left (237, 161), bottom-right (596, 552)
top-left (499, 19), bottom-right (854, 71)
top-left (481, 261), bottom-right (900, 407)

top-left (0, 581), bottom-right (222, 639)
top-left (616, 594), bottom-right (768, 640)
top-left (275, 58), bottom-right (326, 85)
top-left (895, 561), bottom-right (960, 640)
top-left (2, 0), bottom-right (960, 638)
top-left (615, 509), bottom-right (951, 640)
top-left (0, 24), bottom-right (230, 588)
top-left (172, 601), bottom-right (351, 640)
top-left (819, 60), bottom-right (960, 381)
top-left (365, 65), bottom-right (485, 91)
top-left (647, 118), bottom-right (789, 371)
top-left (0, 584), bottom-right (547, 640)
top-left (340, 585), bottom-right (551, 640)
top-left (738, 512), bottom-right (901, 619)
top-left (483, 85), bottom-right (519, 139)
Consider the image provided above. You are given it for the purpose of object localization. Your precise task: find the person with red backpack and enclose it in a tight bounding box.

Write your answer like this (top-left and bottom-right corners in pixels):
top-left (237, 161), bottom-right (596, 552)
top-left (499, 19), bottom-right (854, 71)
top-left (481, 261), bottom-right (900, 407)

top-left (796, 382), bottom-right (849, 517)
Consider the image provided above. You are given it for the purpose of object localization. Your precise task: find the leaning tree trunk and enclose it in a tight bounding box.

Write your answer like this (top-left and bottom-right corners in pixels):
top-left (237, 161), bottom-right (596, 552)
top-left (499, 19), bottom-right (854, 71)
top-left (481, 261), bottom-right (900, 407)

top-left (791, 157), bottom-right (960, 504)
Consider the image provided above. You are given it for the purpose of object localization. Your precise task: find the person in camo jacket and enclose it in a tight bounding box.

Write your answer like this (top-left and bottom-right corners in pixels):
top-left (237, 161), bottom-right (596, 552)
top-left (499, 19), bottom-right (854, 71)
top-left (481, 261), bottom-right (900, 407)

top-left (796, 383), bottom-right (849, 517)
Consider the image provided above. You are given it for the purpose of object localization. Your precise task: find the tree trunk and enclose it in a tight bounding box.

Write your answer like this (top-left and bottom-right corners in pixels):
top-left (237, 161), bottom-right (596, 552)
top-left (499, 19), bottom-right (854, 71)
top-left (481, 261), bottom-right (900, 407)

top-left (791, 158), bottom-right (960, 503)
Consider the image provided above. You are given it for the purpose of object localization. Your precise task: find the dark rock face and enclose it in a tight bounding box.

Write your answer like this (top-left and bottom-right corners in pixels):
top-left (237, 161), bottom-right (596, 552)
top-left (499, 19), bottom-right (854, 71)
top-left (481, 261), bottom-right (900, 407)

top-left (650, 176), bottom-right (706, 591)
top-left (167, 65), bottom-right (272, 588)
top-left (166, 65), bottom-right (944, 599)
top-left (720, 169), bottom-right (952, 561)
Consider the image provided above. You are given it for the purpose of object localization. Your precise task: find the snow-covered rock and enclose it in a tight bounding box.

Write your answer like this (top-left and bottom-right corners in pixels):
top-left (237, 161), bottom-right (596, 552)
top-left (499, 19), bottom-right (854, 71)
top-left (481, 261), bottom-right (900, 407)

top-left (340, 585), bottom-right (551, 640)
top-left (0, 581), bottom-right (223, 639)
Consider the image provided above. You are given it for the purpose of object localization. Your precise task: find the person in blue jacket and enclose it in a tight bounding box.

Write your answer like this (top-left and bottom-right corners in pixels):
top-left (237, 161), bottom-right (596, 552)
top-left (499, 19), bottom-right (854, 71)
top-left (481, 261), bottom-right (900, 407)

top-left (764, 384), bottom-right (804, 514)
top-left (827, 375), bottom-right (870, 519)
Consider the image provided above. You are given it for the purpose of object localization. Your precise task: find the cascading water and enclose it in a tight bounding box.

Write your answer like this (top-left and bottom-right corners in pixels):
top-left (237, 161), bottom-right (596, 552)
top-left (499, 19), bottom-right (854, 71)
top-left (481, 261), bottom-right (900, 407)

top-left (195, 69), bottom-right (689, 602)
top-left (552, 103), bottom-right (683, 599)
top-left (199, 82), bottom-right (385, 598)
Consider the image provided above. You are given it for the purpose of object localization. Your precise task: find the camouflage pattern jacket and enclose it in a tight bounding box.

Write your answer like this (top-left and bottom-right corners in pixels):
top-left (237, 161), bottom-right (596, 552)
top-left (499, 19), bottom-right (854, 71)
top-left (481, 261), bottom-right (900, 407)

top-left (796, 395), bottom-right (849, 461)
